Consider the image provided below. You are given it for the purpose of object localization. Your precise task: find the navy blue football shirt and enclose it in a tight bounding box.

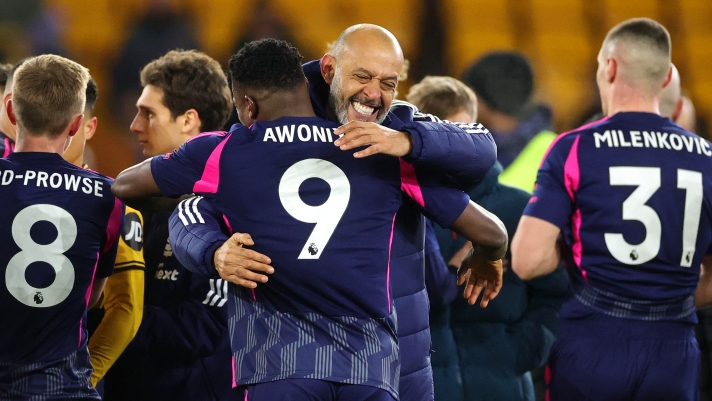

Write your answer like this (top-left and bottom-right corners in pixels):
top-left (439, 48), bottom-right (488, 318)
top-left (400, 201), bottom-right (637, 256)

top-left (152, 117), bottom-right (469, 397)
top-left (525, 112), bottom-right (712, 323)
top-left (0, 152), bottom-right (123, 364)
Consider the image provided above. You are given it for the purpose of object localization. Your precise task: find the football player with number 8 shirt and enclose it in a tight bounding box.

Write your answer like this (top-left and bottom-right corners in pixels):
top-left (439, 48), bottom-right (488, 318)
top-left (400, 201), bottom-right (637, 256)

top-left (0, 55), bottom-right (123, 400)
top-left (512, 19), bottom-right (712, 401)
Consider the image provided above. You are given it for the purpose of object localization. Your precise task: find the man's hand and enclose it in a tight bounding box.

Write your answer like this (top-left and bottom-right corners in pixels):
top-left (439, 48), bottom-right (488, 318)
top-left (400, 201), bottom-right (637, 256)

top-left (213, 233), bottom-right (273, 288)
top-left (457, 245), bottom-right (503, 307)
top-left (334, 121), bottom-right (413, 158)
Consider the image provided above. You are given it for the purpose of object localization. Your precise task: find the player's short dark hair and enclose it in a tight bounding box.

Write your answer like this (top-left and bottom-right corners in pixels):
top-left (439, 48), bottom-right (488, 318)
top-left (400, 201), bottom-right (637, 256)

top-left (605, 18), bottom-right (671, 57)
top-left (228, 39), bottom-right (305, 92)
top-left (85, 77), bottom-right (98, 115)
top-left (140, 49), bottom-right (232, 132)
top-left (462, 51), bottom-right (533, 118)
top-left (0, 63), bottom-right (13, 93)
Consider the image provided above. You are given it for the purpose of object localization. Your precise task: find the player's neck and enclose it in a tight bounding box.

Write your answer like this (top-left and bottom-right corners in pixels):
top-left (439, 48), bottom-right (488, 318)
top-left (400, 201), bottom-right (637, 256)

top-left (258, 91), bottom-right (315, 121)
top-left (14, 130), bottom-right (69, 155)
top-left (606, 87), bottom-right (661, 116)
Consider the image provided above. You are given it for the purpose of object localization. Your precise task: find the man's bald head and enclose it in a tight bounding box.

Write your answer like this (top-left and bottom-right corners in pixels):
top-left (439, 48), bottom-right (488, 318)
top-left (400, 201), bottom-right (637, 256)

top-left (659, 64), bottom-right (681, 118)
top-left (331, 24), bottom-right (404, 63)
top-left (599, 18), bottom-right (671, 97)
top-left (320, 24), bottom-right (404, 124)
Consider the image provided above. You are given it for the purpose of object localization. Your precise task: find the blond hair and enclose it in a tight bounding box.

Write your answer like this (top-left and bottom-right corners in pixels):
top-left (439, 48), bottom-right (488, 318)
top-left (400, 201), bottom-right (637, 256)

top-left (406, 76), bottom-right (477, 121)
top-left (13, 55), bottom-right (90, 136)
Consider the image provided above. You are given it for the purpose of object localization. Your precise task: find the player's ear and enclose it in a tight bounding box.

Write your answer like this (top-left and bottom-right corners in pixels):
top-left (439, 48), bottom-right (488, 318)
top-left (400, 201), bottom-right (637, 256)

top-left (67, 114), bottom-right (84, 137)
top-left (5, 98), bottom-right (16, 125)
top-left (321, 54), bottom-right (336, 85)
top-left (245, 96), bottom-right (258, 120)
top-left (672, 97), bottom-right (684, 123)
top-left (662, 65), bottom-right (673, 89)
top-left (605, 58), bottom-right (617, 83)
top-left (181, 109), bottom-right (200, 134)
top-left (84, 116), bottom-right (98, 141)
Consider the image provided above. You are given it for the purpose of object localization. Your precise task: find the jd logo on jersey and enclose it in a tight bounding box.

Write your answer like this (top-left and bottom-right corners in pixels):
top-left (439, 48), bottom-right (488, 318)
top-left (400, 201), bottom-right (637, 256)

top-left (123, 212), bottom-right (143, 251)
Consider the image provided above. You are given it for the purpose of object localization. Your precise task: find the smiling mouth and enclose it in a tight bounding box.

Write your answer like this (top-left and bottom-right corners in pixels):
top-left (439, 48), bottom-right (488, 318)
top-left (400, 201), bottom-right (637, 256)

top-left (350, 100), bottom-right (382, 122)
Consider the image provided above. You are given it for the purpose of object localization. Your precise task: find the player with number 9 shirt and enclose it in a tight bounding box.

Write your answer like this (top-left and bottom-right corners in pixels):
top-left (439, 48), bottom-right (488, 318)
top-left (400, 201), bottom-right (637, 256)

top-left (145, 39), bottom-right (477, 400)
top-left (512, 19), bottom-right (710, 400)
top-left (0, 55), bottom-right (123, 400)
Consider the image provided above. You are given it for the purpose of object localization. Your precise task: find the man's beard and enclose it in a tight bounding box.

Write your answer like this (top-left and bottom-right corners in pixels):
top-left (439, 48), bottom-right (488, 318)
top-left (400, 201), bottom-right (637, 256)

top-left (328, 74), bottom-right (387, 125)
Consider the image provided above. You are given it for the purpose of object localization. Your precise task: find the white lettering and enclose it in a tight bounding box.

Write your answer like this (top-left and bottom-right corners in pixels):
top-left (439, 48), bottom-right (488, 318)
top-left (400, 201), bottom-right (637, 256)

top-left (669, 133), bottom-right (684, 150)
top-left (630, 131), bottom-right (643, 147)
top-left (263, 128), bottom-right (277, 142)
top-left (94, 180), bottom-right (103, 197)
top-left (618, 130), bottom-right (631, 147)
top-left (681, 135), bottom-right (696, 152)
top-left (1, 170), bottom-right (13, 185)
top-left (276, 125), bottom-right (295, 142)
top-left (297, 124), bottom-right (311, 141)
top-left (594, 131), bottom-right (612, 148)
top-left (24, 170), bottom-right (36, 186)
top-left (695, 137), bottom-right (704, 154)
top-left (36, 171), bottom-right (48, 187)
top-left (656, 132), bottom-right (671, 149)
top-left (611, 130), bottom-right (620, 147)
top-left (703, 140), bottom-right (712, 157)
top-left (81, 177), bottom-right (93, 194)
top-left (49, 173), bottom-right (62, 188)
top-left (327, 128), bottom-right (334, 142)
top-left (64, 174), bottom-right (81, 191)
top-left (643, 131), bottom-right (657, 148)
top-left (312, 126), bottom-right (327, 142)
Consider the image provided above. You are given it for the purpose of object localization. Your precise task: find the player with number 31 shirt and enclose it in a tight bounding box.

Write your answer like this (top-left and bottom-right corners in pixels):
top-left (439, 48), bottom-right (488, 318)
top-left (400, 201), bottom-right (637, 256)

top-left (0, 55), bottom-right (123, 400)
top-left (512, 19), bottom-right (710, 400)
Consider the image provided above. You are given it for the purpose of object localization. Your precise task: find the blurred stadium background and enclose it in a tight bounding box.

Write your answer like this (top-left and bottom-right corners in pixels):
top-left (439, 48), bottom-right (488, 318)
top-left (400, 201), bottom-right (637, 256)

top-left (0, 0), bottom-right (709, 177)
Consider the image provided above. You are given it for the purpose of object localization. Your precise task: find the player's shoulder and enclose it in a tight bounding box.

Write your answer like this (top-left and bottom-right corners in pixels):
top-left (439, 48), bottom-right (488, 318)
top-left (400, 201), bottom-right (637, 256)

top-left (389, 100), bottom-right (440, 123)
top-left (185, 129), bottom-right (232, 147)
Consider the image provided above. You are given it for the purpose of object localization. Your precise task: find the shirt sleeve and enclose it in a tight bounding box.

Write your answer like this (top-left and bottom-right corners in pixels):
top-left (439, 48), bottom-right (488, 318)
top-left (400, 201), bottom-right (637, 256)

top-left (114, 206), bottom-right (145, 271)
top-left (150, 131), bottom-right (229, 198)
top-left (522, 135), bottom-right (578, 229)
top-left (400, 159), bottom-right (470, 228)
top-left (169, 196), bottom-right (230, 278)
top-left (88, 267), bottom-right (144, 386)
top-left (97, 195), bottom-right (124, 278)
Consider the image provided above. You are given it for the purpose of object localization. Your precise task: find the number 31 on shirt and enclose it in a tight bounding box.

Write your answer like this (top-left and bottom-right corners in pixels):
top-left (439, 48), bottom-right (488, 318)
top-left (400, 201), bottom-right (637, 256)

top-left (605, 166), bottom-right (702, 267)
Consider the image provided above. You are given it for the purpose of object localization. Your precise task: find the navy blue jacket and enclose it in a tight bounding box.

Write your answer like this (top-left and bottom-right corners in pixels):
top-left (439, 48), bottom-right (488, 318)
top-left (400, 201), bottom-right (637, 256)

top-left (429, 163), bottom-right (568, 401)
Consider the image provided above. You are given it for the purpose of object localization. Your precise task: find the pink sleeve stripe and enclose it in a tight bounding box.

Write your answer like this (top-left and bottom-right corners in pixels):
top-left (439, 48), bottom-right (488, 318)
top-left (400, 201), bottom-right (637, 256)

top-left (193, 133), bottom-right (231, 194)
top-left (222, 214), bottom-right (233, 234)
top-left (539, 116), bottom-right (610, 168)
top-left (186, 130), bottom-right (228, 143)
top-left (386, 213), bottom-right (397, 314)
top-left (232, 355), bottom-right (238, 388)
top-left (103, 197), bottom-right (124, 254)
top-left (563, 135), bottom-right (581, 201)
top-left (80, 252), bottom-right (100, 347)
top-left (399, 159), bottom-right (425, 208)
